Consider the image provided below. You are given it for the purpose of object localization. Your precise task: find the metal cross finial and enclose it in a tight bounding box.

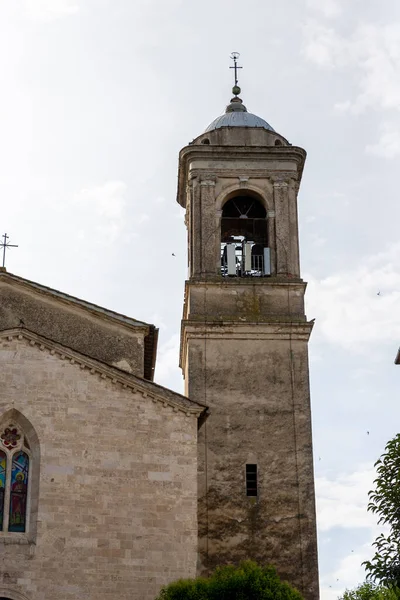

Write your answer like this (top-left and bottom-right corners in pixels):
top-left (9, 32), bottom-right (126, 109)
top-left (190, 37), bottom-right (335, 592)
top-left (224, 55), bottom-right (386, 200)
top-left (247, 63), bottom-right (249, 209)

top-left (1, 233), bottom-right (18, 268)
top-left (230, 52), bottom-right (242, 87)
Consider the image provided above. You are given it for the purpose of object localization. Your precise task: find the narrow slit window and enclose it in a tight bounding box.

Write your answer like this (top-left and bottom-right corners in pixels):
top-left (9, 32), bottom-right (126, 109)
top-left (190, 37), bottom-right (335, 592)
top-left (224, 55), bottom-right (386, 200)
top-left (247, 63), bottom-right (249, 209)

top-left (246, 464), bottom-right (257, 497)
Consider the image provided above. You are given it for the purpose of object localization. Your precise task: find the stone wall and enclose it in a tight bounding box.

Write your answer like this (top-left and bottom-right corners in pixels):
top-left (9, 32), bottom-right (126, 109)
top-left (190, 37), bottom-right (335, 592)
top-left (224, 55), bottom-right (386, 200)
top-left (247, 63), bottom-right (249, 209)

top-left (0, 335), bottom-right (198, 600)
top-left (184, 318), bottom-right (318, 600)
top-left (0, 276), bottom-right (152, 378)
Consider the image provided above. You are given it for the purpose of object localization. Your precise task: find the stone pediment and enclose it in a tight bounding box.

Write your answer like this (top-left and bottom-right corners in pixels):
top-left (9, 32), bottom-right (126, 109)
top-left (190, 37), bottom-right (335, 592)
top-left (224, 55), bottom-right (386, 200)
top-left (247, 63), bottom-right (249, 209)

top-left (0, 270), bottom-right (158, 380)
top-left (0, 328), bottom-right (206, 417)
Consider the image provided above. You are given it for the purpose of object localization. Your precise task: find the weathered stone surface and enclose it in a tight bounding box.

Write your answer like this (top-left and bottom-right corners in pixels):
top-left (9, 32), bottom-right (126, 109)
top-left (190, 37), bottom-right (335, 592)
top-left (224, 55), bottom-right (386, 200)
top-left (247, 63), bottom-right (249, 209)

top-left (178, 125), bottom-right (319, 600)
top-left (0, 333), bottom-right (202, 600)
top-left (0, 272), bottom-right (158, 380)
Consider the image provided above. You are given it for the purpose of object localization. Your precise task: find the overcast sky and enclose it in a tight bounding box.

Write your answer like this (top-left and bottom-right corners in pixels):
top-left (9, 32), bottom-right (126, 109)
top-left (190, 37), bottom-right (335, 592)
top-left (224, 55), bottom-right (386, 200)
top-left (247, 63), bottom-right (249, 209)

top-left (1, 0), bottom-right (400, 597)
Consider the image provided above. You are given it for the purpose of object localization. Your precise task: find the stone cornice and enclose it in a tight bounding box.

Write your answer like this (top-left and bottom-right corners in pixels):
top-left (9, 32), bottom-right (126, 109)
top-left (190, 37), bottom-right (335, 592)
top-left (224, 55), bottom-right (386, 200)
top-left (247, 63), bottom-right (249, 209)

top-left (177, 145), bottom-right (306, 207)
top-left (179, 320), bottom-right (313, 370)
top-left (184, 277), bottom-right (307, 289)
top-left (0, 329), bottom-right (206, 418)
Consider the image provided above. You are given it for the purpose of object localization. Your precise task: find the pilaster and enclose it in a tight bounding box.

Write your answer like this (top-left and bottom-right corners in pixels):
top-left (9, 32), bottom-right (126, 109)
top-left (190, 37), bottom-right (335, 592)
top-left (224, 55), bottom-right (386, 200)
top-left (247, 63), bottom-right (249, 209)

top-left (199, 175), bottom-right (217, 276)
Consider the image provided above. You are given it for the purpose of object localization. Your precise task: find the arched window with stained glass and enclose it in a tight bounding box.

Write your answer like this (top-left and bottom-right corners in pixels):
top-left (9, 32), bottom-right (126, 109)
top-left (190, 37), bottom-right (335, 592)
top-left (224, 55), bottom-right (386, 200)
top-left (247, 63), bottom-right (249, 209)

top-left (0, 424), bottom-right (31, 533)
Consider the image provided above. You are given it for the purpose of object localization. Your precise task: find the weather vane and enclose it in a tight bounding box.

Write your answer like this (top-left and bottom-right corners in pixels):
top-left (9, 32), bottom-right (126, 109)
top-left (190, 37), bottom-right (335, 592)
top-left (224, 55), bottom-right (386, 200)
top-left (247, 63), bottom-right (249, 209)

top-left (230, 52), bottom-right (242, 88)
top-left (1, 233), bottom-right (18, 268)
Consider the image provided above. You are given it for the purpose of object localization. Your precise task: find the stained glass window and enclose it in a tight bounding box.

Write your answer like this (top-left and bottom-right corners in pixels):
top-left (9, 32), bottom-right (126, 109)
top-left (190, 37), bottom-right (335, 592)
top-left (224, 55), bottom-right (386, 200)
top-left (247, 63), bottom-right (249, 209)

top-left (0, 427), bottom-right (21, 449)
top-left (0, 451), bottom-right (6, 530)
top-left (9, 451), bottom-right (29, 533)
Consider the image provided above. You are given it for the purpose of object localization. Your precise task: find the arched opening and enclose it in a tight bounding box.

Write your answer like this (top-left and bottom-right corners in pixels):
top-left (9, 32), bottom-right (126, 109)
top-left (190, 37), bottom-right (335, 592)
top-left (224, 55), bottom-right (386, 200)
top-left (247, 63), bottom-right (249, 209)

top-left (220, 195), bottom-right (270, 277)
top-left (201, 138), bottom-right (210, 145)
top-left (0, 589), bottom-right (31, 600)
top-left (274, 139), bottom-right (283, 146)
top-left (0, 410), bottom-right (39, 540)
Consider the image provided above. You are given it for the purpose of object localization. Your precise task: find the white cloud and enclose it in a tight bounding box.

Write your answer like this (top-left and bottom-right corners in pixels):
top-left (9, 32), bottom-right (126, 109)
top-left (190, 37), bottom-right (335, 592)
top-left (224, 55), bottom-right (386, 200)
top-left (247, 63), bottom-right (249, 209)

top-left (366, 124), bottom-right (400, 158)
top-left (306, 0), bottom-right (342, 19)
top-left (72, 181), bottom-right (128, 244)
top-left (317, 467), bottom-right (388, 598)
top-left (316, 467), bottom-right (376, 532)
top-left (320, 547), bottom-right (371, 600)
top-left (303, 21), bottom-right (400, 113)
top-left (24, 0), bottom-right (80, 21)
top-left (74, 181), bottom-right (127, 220)
top-left (154, 334), bottom-right (181, 387)
top-left (306, 242), bottom-right (400, 351)
top-left (302, 21), bottom-right (341, 67)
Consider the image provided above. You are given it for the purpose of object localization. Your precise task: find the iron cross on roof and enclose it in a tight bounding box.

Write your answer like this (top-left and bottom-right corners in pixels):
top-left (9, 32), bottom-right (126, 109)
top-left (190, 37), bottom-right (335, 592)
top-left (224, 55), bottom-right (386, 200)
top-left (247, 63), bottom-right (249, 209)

top-left (1, 233), bottom-right (18, 268)
top-left (230, 52), bottom-right (242, 87)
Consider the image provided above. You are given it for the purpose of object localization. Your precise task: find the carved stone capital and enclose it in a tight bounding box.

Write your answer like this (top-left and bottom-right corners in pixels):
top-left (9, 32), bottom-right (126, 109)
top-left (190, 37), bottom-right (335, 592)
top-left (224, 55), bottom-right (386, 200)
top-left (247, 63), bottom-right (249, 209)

top-left (199, 174), bottom-right (217, 186)
top-left (272, 180), bottom-right (288, 189)
top-left (270, 172), bottom-right (297, 187)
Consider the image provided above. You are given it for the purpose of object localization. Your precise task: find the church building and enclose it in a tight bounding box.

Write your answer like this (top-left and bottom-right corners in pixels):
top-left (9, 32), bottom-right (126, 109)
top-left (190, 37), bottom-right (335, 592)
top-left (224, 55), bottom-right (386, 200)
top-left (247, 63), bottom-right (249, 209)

top-left (0, 67), bottom-right (319, 600)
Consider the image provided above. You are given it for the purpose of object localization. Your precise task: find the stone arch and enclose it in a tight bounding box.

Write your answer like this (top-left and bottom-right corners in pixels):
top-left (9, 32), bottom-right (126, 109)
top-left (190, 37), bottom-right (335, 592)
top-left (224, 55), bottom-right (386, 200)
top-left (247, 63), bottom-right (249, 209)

top-left (0, 589), bottom-right (31, 600)
top-left (219, 188), bottom-right (271, 277)
top-left (0, 409), bottom-right (40, 541)
top-left (215, 183), bottom-right (271, 213)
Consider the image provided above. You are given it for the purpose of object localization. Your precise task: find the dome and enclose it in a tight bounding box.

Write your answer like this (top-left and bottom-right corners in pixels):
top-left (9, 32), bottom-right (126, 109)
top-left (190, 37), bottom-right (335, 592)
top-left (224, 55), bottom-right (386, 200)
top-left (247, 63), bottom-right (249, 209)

top-left (204, 92), bottom-right (275, 133)
top-left (205, 111), bottom-right (275, 133)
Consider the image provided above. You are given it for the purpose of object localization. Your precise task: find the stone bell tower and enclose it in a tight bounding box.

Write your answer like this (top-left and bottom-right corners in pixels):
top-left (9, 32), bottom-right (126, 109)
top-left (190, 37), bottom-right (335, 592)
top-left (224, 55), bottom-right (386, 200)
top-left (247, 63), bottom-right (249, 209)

top-left (177, 64), bottom-right (319, 600)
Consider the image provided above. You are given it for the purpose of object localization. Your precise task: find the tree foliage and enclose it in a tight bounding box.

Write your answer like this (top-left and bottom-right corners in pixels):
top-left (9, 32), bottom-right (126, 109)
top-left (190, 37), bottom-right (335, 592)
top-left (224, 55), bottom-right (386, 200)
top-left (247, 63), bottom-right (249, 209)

top-left (154, 561), bottom-right (303, 600)
top-left (363, 434), bottom-right (400, 586)
top-left (338, 582), bottom-right (400, 600)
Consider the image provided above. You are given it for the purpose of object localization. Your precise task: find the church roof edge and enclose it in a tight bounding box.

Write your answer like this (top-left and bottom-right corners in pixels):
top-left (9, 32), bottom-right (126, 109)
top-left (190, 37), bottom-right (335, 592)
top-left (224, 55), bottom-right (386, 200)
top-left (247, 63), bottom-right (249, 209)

top-left (0, 328), bottom-right (207, 417)
top-left (0, 270), bottom-right (151, 330)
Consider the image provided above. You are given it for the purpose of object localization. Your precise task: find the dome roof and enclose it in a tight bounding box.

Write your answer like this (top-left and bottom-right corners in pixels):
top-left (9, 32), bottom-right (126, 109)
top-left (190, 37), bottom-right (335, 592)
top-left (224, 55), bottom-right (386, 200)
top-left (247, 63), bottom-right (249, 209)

top-left (204, 91), bottom-right (275, 133)
top-left (205, 111), bottom-right (275, 133)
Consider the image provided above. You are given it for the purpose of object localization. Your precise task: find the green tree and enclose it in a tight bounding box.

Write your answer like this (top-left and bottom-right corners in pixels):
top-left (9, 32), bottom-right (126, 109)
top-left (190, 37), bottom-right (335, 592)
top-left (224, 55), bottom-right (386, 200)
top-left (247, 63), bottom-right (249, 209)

top-left (338, 582), bottom-right (400, 600)
top-left (363, 433), bottom-right (400, 586)
top-left (154, 561), bottom-right (303, 600)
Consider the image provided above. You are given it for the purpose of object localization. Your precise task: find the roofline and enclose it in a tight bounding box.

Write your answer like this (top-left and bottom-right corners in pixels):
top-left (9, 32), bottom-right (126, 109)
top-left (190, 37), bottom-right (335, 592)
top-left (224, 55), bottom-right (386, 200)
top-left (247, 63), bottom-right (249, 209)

top-left (0, 328), bottom-right (207, 417)
top-left (0, 270), bottom-right (151, 330)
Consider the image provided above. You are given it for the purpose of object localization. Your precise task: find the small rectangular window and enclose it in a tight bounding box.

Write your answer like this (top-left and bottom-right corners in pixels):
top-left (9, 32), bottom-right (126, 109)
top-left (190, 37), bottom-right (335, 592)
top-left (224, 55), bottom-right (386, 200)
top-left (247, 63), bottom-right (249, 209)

top-left (246, 464), bottom-right (257, 497)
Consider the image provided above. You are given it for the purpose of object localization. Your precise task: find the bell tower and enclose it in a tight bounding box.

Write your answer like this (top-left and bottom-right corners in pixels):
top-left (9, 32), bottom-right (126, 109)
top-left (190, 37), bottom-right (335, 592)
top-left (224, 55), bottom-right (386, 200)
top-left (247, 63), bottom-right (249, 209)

top-left (177, 60), bottom-right (319, 600)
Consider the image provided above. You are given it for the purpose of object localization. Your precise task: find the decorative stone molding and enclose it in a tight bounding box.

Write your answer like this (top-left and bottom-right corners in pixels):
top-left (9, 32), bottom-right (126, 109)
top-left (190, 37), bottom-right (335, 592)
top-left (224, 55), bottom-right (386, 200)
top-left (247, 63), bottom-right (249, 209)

top-left (0, 329), bottom-right (205, 418)
top-left (272, 180), bottom-right (289, 189)
top-left (215, 182), bottom-right (271, 212)
top-left (270, 173), bottom-right (297, 186)
top-left (0, 588), bottom-right (31, 600)
top-left (199, 174), bottom-right (217, 187)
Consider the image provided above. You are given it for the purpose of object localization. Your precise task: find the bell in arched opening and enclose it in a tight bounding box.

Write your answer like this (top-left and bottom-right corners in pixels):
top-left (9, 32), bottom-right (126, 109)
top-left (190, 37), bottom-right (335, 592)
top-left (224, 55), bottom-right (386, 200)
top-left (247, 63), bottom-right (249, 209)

top-left (220, 195), bottom-right (270, 277)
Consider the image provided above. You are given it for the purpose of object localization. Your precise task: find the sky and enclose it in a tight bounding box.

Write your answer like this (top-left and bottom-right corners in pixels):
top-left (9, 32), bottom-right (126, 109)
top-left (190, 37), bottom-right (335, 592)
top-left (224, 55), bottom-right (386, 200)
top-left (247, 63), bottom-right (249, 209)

top-left (1, 0), bottom-right (400, 597)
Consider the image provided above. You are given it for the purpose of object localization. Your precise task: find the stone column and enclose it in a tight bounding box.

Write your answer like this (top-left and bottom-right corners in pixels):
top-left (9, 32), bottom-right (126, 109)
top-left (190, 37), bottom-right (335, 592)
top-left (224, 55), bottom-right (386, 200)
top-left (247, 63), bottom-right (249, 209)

top-left (199, 175), bottom-right (217, 276)
top-left (273, 178), bottom-right (290, 276)
top-left (289, 181), bottom-right (301, 277)
top-left (190, 177), bottom-right (202, 277)
top-left (267, 209), bottom-right (276, 275)
top-left (215, 209), bottom-right (222, 273)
